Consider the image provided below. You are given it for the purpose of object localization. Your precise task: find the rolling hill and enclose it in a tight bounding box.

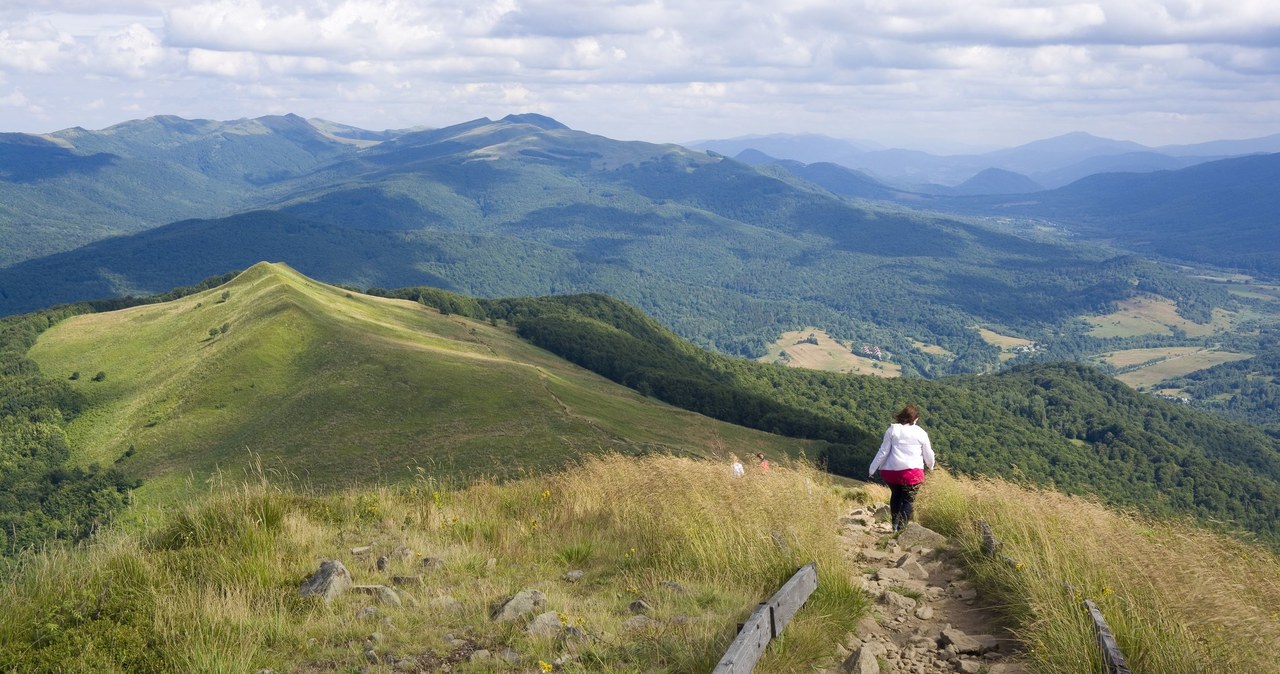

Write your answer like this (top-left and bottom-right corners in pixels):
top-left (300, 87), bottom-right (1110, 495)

top-left (0, 114), bottom-right (1235, 377)
top-left (0, 114), bottom-right (361, 267)
top-left (959, 152), bottom-right (1280, 275)
top-left (24, 262), bottom-right (814, 505)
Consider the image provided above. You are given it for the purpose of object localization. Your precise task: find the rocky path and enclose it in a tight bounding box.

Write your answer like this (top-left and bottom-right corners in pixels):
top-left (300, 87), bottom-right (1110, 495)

top-left (827, 507), bottom-right (1031, 674)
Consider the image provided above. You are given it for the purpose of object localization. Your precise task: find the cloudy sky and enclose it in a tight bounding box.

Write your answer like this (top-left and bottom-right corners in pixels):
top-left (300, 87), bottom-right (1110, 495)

top-left (1, 0), bottom-right (1278, 151)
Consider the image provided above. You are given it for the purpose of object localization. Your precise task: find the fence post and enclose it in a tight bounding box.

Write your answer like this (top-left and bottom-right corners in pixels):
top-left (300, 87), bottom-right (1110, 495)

top-left (981, 521), bottom-right (1131, 674)
top-left (713, 562), bottom-right (818, 674)
top-left (1084, 599), bottom-right (1132, 674)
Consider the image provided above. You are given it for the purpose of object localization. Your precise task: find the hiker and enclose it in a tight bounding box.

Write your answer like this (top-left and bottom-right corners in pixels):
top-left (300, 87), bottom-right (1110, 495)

top-left (731, 454), bottom-right (745, 477)
top-left (756, 452), bottom-right (770, 472)
top-left (868, 404), bottom-right (935, 532)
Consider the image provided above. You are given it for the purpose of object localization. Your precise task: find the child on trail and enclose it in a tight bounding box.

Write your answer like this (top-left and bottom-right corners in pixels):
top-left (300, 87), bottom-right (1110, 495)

top-left (756, 452), bottom-right (770, 472)
top-left (731, 454), bottom-right (745, 477)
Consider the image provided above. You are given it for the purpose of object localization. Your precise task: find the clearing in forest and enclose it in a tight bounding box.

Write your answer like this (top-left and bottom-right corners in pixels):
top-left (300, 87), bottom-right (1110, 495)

top-left (1099, 347), bottom-right (1253, 389)
top-left (760, 329), bottom-right (902, 378)
top-left (1085, 294), bottom-right (1236, 338)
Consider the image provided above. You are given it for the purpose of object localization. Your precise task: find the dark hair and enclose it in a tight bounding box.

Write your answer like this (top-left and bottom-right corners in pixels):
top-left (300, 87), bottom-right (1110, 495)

top-left (894, 405), bottom-right (920, 425)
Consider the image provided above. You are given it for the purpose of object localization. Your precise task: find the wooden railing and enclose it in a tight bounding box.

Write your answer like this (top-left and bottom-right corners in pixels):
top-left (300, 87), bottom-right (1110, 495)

top-left (712, 562), bottom-right (818, 674)
top-left (978, 521), bottom-right (1131, 674)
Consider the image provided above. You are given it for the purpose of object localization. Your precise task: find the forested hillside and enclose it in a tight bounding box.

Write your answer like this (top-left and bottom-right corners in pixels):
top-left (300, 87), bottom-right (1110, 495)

top-left (387, 286), bottom-right (1280, 544)
top-left (937, 153), bottom-right (1280, 276)
top-left (0, 115), bottom-right (1237, 378)
top-left (0, 273), bottom-right (241, 554)
top-left (0, 114), bottom-right (359, 267)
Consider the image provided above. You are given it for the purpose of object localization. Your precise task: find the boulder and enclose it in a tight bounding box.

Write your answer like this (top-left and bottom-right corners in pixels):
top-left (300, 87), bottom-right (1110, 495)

top-left (629, 599), bottom-right (653, 614)
top-left (899, 560), bottom-right (929, 580)
top-left (527, 611), bottom-right (564, 638)
top-left (562, 569), bottom-right (584, 583)
top-left (938, 628), bottom-right (999, 655)
top-left (841, 641), bottom-right (885, 674)
top-left (875, 567), bottom-right (911, 583)
top-left (896, 523), bottom-right (946, 549)
top-left (298, 560), bottom-right (352, 604)
top-left (352, 584), bottom-right (402, 607)
top-left (491, 589), bottom-right (547, 622)
top-left (881, 590), bottom-right (916, 611)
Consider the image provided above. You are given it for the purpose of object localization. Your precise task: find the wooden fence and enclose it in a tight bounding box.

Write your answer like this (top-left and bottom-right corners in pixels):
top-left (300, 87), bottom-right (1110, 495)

top-left (712, 562), bottom-right (819, 674)
top-left (978, 521), bottom-right (1131, 674)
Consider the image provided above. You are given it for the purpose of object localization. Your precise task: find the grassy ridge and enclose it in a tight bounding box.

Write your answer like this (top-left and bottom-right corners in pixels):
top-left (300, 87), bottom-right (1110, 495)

top-left (922, 471), bottom-right (1280, 674)
top-left (388, 285), bottom-right (1280, 544)
top-left (0, 454), bottom-right (868, 673)
top-left (26, 263), bottom-right (814, 505)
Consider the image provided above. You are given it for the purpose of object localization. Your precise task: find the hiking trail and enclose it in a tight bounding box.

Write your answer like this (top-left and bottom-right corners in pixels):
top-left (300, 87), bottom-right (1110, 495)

top-left (825, 506), bottom-right (1032, 674)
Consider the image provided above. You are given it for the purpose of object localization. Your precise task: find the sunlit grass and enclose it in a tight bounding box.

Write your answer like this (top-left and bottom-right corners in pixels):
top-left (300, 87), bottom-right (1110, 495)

top-left (0, 454), bottom-right (868, 673)
top-left (921, 471), bottom-right (1280, 674)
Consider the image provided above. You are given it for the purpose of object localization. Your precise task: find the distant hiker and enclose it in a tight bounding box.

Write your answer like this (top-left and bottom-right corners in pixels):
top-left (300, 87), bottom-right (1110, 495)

top-left (731, 454), bottom-right (746, 478)
top-left (868, 404), bottom-right (935, 532)
top-left (756, 452), bottom-right (771, 473)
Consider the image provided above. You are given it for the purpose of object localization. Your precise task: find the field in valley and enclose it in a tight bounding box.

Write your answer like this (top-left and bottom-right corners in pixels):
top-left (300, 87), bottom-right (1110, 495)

top-left (1085, 294), bottom-right (1238, 338)
top-left (758, 329), bottom-right (902, 378)
top-left (1097, 347), bottom-right (1253, 389)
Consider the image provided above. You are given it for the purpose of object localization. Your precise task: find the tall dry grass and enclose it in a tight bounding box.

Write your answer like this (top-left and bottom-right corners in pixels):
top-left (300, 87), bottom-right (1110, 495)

top-left (920, 471), bottom-right (1280, 674)
top-left (0, 453), bottom-right (868, 674)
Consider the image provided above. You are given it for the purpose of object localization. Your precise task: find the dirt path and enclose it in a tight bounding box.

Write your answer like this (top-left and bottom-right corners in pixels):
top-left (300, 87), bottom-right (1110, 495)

top-left (827, 507), bottom-right (1031, 674)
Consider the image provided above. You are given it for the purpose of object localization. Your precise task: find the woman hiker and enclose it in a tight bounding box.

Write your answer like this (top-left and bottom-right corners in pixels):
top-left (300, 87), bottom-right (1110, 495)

top-left (868, 404), bottom-right (935, 532)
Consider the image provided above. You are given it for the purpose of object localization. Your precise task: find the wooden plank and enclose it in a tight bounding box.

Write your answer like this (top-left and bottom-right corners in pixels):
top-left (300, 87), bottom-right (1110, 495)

top-left (769, 562), bottom-right (818, 635)
top-left (713, 562), bottom-right (820, 674)
top-left (1084, 599), bottom-right (1132, 674)
top-left (713, 605), bottom-right (772, 674)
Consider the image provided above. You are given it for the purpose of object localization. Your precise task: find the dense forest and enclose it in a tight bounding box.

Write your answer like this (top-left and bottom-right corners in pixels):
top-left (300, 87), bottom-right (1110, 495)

top-left (384, 286), bottom-right (1280, 545)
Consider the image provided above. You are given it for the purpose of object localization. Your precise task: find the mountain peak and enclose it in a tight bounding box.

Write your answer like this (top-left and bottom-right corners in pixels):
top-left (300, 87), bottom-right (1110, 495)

top-left (500, 113), bottom-right (570, 131)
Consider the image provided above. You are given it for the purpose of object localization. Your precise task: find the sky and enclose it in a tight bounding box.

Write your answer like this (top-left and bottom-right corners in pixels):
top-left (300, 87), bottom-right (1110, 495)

top-left (1, 1), bottom-right (1279, 152)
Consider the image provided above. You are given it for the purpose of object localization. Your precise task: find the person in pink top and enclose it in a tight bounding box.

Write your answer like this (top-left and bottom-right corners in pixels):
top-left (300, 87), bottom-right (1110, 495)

top-left (868, 404), bottom-right (935, 532)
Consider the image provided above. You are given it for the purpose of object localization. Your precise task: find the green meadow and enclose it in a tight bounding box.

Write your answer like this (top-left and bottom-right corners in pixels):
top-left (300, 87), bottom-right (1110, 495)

top-left (27, 263), bottom-right (814, 506)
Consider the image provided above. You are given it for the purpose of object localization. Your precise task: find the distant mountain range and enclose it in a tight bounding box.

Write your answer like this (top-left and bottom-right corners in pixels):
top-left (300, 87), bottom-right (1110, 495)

top-left (1, 112), bottom-right (1274, 377)
top-left (692, 130), bottom-right (1280, 190)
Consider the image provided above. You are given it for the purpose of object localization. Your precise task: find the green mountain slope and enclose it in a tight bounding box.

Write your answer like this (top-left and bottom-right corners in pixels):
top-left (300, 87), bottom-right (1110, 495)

top-left (939, 152), bottom-right (1280, 275)
top-left (25, 263), bottom-right (813, 505)
top-left (0, 115), bottom-right (359, 267)
top-left (2, 115), bottom-right (1236, 376)
top-left (385, 286), bottom-right (1280, 544)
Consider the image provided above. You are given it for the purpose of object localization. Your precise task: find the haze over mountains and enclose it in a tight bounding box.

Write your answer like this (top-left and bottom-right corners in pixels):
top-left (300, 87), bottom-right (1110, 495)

top-left (692, 130), bottom-right (1280, 190)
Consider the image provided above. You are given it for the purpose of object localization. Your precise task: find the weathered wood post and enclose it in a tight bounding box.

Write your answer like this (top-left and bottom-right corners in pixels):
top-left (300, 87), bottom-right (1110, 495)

top-left (713, 562), bottom-right (818, 674)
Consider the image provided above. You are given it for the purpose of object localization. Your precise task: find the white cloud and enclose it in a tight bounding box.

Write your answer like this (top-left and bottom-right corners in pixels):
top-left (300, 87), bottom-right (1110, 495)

top-left (187, 48), bottom-right (261, 78)
top-left (0, 21), bottom-right (75, 72)
top-left (83, 23), bottom-right (167, 77)
top-left (0, 0), bottom-right (1276, 147)
top-left (0, 90), bottom-right (31, 107)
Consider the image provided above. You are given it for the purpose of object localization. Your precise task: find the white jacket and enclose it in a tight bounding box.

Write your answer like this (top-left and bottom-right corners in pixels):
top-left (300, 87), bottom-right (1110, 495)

top-left (868, 423), bottom-right (935, 476)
